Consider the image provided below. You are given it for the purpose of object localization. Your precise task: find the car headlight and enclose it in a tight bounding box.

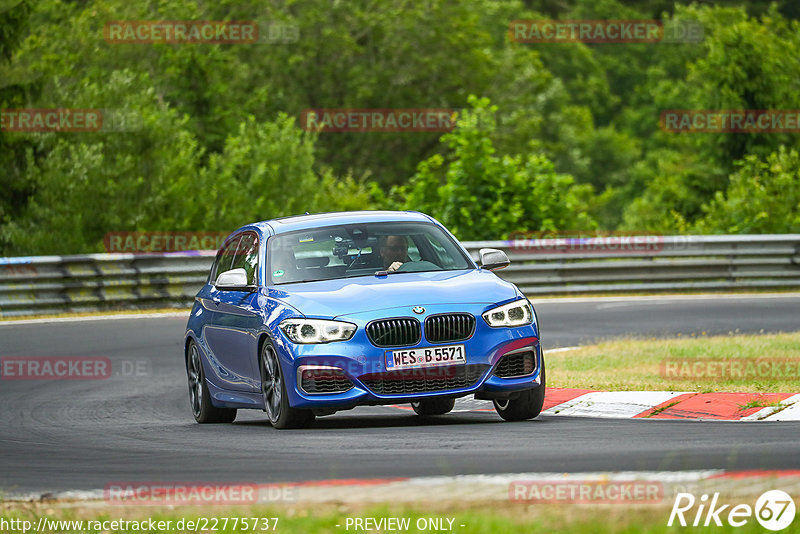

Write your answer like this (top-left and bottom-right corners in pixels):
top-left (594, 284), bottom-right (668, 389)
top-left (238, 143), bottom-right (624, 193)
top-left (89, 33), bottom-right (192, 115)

top-left (279, 319), bottom-right (357, 344)
top-left (482, 300), bottom-right (533, 328)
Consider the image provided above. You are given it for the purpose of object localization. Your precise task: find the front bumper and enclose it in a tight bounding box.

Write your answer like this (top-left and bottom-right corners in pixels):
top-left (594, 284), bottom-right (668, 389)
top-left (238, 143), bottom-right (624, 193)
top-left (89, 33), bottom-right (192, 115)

top-left (276, 304), bottom-right (542, 409)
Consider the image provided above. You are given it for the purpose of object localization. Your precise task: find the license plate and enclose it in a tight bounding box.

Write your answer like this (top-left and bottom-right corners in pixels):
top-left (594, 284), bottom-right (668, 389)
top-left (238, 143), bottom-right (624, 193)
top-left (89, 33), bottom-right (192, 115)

top-left (385, 344), bottom-right (466, 370)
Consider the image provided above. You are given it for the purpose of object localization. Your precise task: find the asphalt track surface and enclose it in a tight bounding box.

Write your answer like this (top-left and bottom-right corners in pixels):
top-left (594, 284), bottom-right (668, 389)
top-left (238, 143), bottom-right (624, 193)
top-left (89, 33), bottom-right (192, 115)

top-left (1, 294), bottom-right (799, 495)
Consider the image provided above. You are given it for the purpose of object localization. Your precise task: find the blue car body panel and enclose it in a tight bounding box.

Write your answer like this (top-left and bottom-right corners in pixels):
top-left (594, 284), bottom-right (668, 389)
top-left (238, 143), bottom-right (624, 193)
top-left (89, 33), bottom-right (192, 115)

top-left (184, 211), bottom-right (542, 413)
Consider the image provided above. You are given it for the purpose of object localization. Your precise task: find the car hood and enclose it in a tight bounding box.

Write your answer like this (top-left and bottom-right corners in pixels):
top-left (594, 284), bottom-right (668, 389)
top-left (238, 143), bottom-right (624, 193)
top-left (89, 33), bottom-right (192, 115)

top-left (268, 269), bottom-right (518, 318)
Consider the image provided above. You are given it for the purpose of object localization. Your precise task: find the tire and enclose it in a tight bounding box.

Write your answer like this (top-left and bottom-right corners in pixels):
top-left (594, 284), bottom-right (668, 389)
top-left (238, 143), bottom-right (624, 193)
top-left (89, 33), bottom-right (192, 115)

top-left (493, 355), bottom-right (546, 421)
top-left (260, 340), bottom-right (315, 429)
top-left (187, 340), bottom-right (237, 423)
top-left (411, 397), bottom-right (456, 416)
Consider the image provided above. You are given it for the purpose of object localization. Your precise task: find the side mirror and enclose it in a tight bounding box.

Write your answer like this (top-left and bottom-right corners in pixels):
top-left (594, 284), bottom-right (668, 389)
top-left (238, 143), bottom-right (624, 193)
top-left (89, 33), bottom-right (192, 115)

top-left (479, 248), bottom-right (510, 271)
top-left (215, 268), bottom-right (251, 290)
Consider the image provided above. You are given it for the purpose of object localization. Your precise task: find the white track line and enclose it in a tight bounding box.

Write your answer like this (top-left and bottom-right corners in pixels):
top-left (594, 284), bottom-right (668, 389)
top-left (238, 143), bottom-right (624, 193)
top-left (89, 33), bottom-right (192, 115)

top-left (547, 346), bottom-right (580, 353)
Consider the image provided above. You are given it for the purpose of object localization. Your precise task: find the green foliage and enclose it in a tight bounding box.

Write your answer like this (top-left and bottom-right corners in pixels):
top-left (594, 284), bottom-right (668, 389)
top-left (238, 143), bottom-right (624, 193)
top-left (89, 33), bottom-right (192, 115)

top-left (682, 5), bottom-right (800, 170)
top-left (697, 147), bottom-right (800, 233)
top-left (1, 70), bottom-right (204, 254)
top-left (401, 96), bottom-right (595, 240)
top-left (620, 149), bottom-right (709, 233)
top-left (174, 114), bottom-right (373, 231)
top-left (0, 73), bottom-right (371, 254)
top-left (2, 0), bottom-right (800, 257)
top-left (0, 0), bottom-right (36, 249)
top-left (189, 115), bottom-right (323, 230)
top-left (616, 5), bottom-right (800, 229)
top-left (0, 0), bottom-right (30, 61)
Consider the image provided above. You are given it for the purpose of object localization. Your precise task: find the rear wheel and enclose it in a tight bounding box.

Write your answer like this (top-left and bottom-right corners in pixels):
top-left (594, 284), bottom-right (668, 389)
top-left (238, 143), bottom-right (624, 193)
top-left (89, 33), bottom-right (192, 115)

top-left (411, 397), bottom-right (456, 416)
top-left (493, 355), bottom-right (546, 421)
top-left (260, 341), bottom-right (315, 429)
top-left (187, 341), bottom-right (237, 423)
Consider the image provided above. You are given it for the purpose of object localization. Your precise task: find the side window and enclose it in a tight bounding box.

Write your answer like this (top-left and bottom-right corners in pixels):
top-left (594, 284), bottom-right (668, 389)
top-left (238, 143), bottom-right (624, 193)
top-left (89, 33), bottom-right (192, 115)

top-left (211, 236), bottom-right (241, 283)
top-left (230, 233), bottom-right (259, 285)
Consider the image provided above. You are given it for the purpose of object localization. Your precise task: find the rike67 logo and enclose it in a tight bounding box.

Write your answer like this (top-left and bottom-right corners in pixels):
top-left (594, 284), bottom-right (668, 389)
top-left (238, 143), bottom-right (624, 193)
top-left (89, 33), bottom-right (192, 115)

top-left (669, 490), bottom-right (796, 531)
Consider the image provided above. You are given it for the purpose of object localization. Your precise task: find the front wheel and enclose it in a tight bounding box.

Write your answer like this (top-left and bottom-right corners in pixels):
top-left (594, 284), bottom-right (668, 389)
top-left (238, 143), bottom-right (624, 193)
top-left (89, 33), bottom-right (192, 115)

top-left (260, 341), bottom-right (315, 429)
top-left (187, 340), bottom-right (237, 423)
top-left (411, 397), bottom-right (456, 416)
top-left (493, 355), bottom-right (546, 421)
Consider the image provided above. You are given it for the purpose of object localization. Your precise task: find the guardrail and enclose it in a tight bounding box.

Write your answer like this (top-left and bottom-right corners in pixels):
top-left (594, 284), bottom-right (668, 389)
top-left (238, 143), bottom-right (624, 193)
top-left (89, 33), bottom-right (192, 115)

top-left (0, 252), bottom-right (216, 318)
top-left (469, 234), bottom-right (800, 295)
top-left (1, 235), bottom-right (799, 317)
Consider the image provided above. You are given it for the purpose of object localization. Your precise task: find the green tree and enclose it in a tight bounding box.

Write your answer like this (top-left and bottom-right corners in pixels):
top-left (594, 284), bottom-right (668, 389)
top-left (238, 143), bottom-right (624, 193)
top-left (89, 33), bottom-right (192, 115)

top-left (178, 114), bottom-right (372, 231)
top-left (0, 70), bottom-right (204, 255)
top-left (696, 146), bottom-right (800, 234)
top-left (0, 0), bottom-right (35, 253)
top-left (400, 96), bottom-right (595, 240)
top-left (619, 5), bottom-right (800, 231)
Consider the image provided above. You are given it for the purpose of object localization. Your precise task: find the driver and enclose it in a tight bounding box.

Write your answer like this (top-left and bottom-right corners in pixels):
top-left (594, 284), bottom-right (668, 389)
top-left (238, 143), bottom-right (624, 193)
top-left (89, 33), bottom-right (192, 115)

top-left (379, 235), bottom-right (411, 272)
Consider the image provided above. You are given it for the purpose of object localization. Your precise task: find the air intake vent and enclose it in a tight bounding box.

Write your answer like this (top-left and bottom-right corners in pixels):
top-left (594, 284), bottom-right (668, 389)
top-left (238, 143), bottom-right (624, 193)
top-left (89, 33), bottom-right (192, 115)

top-left (425, 313), bottom-right (476, 343)
top-left (494, 351), bottom-right (537, 378)
top-left (360, 364), bottom-right (488, 396)
top-left (299, 367), bottom-right (353, 394)
top-left (366, 318), bottom-right (421, 347)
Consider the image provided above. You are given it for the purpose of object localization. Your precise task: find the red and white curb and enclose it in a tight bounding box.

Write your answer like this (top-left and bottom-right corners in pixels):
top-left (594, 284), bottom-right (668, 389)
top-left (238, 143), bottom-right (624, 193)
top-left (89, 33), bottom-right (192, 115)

top-left (393, 389), bottom-right (800, 421)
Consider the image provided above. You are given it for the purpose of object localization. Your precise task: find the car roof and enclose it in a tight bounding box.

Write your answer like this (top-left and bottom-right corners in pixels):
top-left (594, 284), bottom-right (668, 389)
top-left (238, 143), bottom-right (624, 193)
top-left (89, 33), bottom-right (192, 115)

top-left (250, 210), bottom-right (437, 236)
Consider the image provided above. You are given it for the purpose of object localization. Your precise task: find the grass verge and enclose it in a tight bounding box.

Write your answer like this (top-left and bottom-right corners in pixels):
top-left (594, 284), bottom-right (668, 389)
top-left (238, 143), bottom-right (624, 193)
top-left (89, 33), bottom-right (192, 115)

top-left (547, 332), bottom-right (800, 392)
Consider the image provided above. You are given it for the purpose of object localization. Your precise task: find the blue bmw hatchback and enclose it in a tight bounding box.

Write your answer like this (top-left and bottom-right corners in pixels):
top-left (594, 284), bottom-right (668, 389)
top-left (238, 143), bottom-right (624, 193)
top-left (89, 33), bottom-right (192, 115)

top-left (184, 211), bottom-right (544, 428)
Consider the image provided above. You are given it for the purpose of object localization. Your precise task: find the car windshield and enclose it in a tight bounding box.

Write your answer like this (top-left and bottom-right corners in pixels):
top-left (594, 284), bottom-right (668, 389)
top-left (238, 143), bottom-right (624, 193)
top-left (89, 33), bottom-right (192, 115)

top-left (267, 222), bottom-right (474, 285)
